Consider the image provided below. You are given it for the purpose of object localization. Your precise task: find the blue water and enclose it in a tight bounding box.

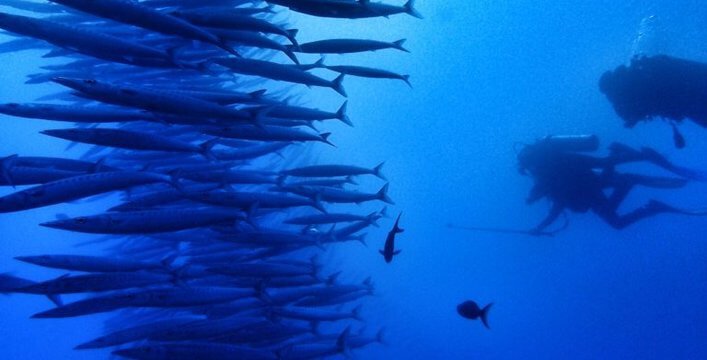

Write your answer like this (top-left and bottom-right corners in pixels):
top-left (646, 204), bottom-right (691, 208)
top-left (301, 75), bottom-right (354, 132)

top-left (1, 1), bottom-right (707, 359)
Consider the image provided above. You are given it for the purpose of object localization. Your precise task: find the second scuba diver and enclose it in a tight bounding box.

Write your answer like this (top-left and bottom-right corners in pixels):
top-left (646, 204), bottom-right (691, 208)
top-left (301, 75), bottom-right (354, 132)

top-left (518, 134), bottom-right (706, 234)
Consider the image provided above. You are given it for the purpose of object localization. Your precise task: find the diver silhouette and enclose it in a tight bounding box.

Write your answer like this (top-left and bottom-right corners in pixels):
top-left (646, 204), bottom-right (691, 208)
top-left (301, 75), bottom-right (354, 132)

top-left (600, 55), bottom-right (707, 148)
top-left (518, 135), bottom-right (705, 234)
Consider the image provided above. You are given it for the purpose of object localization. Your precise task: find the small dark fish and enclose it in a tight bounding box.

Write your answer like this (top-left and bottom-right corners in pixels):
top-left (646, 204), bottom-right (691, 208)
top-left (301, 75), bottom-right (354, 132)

top-left (670, 122), bottom-right (685, 149)
top-left (457, 300), bottom-right (492, 329)
top-left (380, 212), bottom-right (403, 263)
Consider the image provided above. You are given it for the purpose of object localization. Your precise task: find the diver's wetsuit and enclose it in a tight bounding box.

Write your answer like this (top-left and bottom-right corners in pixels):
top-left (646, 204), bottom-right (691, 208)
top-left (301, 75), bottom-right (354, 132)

top-left (519, 139), bottom-right (690, 233)
top-left (599, 55), bottom-right (707, 128)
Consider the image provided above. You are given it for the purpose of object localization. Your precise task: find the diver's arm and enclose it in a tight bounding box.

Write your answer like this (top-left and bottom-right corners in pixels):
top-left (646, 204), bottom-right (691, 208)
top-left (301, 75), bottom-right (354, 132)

top-left (530, 202), bottom-right (564, 234)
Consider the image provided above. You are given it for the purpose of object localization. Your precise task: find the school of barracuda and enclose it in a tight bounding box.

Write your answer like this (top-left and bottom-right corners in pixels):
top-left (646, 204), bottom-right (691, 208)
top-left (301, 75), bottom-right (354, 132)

top-left (0, 0), bottom-right (418, 358)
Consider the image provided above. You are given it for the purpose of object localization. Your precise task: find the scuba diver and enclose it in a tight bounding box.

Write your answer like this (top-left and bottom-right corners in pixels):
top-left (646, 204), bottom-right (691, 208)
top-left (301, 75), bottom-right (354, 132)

top-left (599, 55), bottom-right (707, 148)
top-left (518, 134), bottom-right (706, 234)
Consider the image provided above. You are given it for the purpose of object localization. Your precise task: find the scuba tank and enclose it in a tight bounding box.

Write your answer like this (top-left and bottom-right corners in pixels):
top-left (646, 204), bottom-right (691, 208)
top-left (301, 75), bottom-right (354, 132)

top-left (517, 134), bottom-right (599, 176)
top-left (631, 15), bottom-right (664, 58)
top-left (541, 134), bottom-right (599, 152)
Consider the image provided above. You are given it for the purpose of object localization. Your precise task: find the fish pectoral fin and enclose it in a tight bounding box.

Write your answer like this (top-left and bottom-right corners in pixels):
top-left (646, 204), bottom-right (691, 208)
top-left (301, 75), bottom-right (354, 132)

top-left (378, 249), bottom-right (385, 255)
top-left (393, 249), bottom-right (402, 255)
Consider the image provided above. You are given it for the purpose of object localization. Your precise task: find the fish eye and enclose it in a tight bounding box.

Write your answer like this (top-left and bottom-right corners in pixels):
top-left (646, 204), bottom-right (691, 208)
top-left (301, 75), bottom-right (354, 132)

top-left (74, 217), bottom-right (88, 224)
top-left (83, 79), bottom-right (97, 84)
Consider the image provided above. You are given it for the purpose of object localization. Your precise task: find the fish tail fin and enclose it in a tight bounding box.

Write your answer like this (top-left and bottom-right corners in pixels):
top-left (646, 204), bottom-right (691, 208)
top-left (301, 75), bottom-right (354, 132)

top-left (285, 48), bottom-right (300, 64)
top-left (331, 74), bottom-right (347, 97)
top-left (313, 56), bottom-right (326, 68)
top-left (354, 233), bottom-right (368, 246)
top-left (276, 174), bottom-right (287, 187)
top-left (250, 89), bottom-right (267, 99)
top-left (313, 194), bottom-right (326, 213)
top-left (320, 132), bottom-right (336, 147)
top-left (90, 158), bottom-right (107, 173)
top-left (286, 29), bottom-right (299, 47)
top-left (405, 0), bottom-right (423, 18)
top-left (373, 161), bottom-right (386, 180)
top-left (377, 183), bottom-right (394, 204)
top-left (199, 138), bottom-right (219, 160)
top-left (336, 101), bottom-right (353, 126)
top-left (160, 253), bottom-right (179, 268)
top-left (217, 38), bottom-right (241, 57)
top-left (367, 211), bottom-right (380, 227)
top-left (167, 170), bottom-right (184, 193)
top-left (480, 303), bottom-right (493, 329)
top-left (326, 271), bottom-right (341, 285)
top-left (402, 74), bottom-right (412, 88)
top-left (376, 327), bottom-right (388, 345)
top-left (47, 294), bottom-right (63, 307)
top-left (337, 326), bottom-right (352, 356)
top-left (393, 38), bottom-right (409, 52)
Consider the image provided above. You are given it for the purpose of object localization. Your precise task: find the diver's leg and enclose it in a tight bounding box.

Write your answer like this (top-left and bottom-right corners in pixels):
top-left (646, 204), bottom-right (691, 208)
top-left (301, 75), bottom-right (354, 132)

top-left (594, 199), bottom-right (684, 230)
top-left (601, 172), bottom-right (686, 213)
top-left (616, 173), bottom-right (688, 189)
top-left (598, 171), bottom-right (635, 210)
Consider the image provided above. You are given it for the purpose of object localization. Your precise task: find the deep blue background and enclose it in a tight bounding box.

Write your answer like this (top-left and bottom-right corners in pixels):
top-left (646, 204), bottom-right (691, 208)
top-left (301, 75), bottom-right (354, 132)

top-left (1, 1), bottom-right (707, 359)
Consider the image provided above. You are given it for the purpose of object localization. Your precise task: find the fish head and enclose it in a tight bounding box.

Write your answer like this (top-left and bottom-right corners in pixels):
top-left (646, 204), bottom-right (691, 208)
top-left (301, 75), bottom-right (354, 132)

top-left (40, 128), bottom-right (90, 142)
top-left (40, 215), bottom-right (99, 232)
top-left (15, 255), bottom-right (52, 267)
top-left (51, 77), bottom-right (94, 91)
